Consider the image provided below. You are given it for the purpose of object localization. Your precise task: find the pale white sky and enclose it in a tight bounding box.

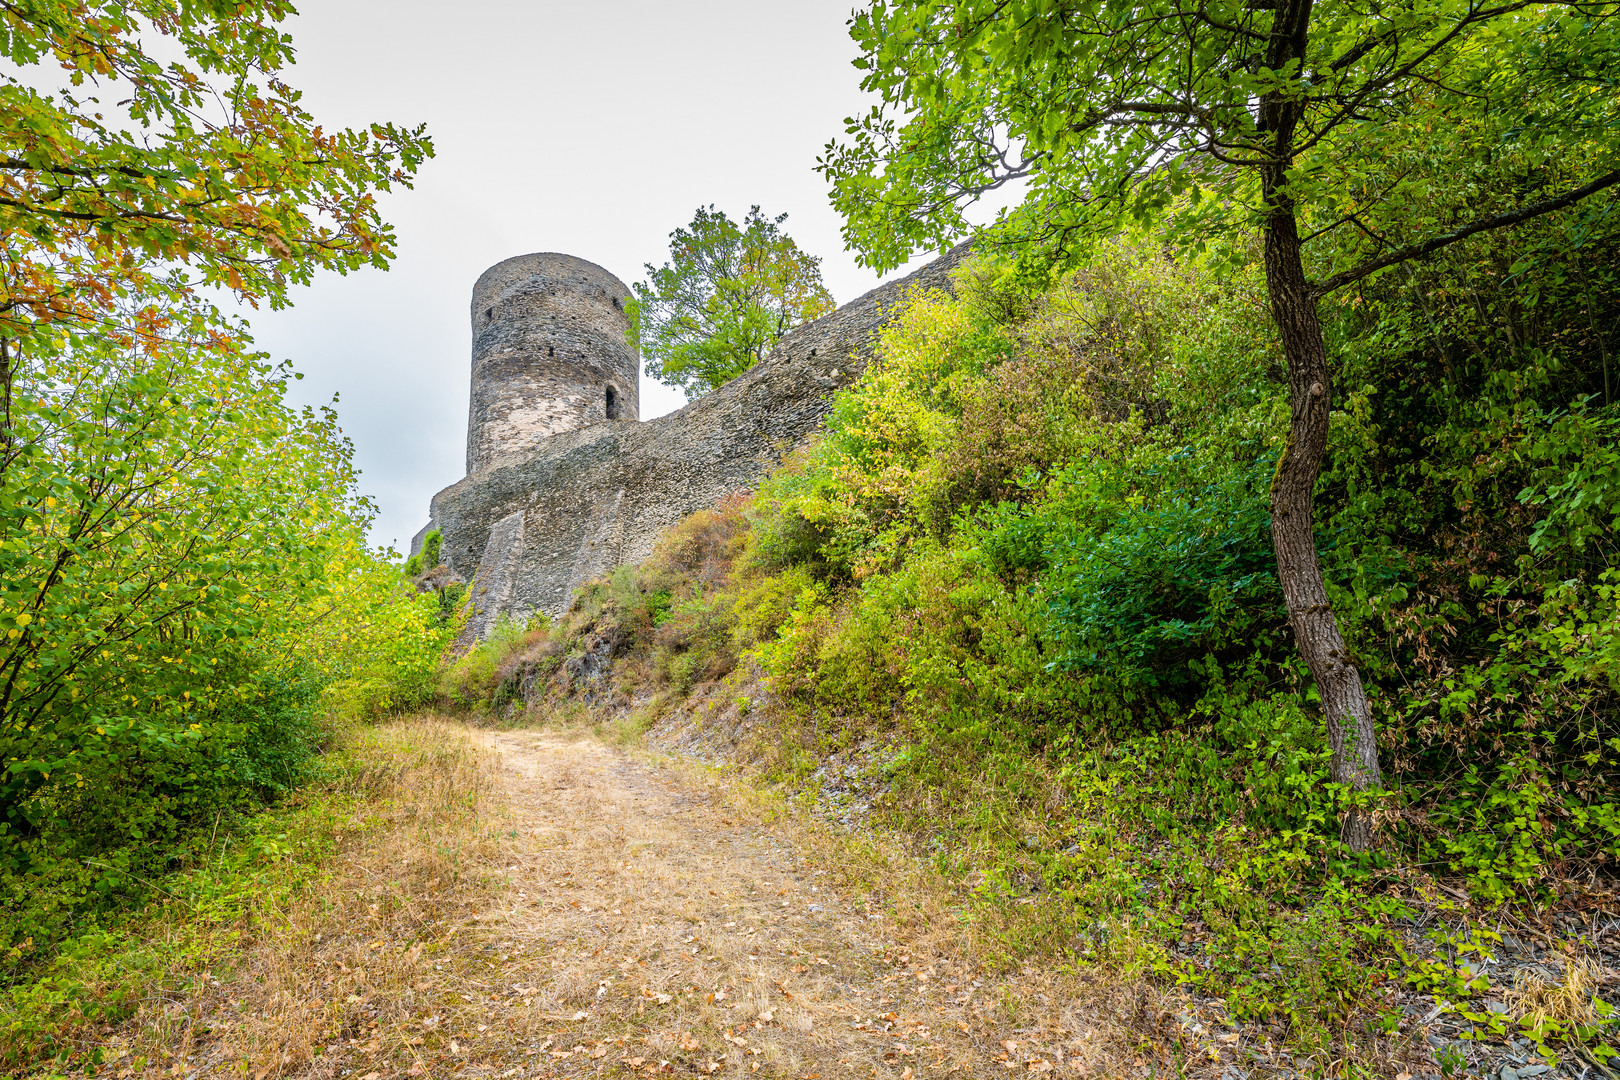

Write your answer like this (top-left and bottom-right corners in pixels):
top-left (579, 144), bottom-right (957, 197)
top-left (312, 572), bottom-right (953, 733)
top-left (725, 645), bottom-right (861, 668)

top-left (246, 0), bottom-right (939, 551)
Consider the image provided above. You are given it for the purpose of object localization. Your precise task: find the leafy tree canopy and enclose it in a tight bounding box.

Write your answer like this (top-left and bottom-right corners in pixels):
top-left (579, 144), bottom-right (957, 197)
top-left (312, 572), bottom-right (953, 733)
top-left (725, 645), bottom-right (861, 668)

top-left (820, 0), bottom-right (1619, 281)
top-left (0, 0), bottom-right (432, 346)
top-left (630, 205), bottom-right (835, 397)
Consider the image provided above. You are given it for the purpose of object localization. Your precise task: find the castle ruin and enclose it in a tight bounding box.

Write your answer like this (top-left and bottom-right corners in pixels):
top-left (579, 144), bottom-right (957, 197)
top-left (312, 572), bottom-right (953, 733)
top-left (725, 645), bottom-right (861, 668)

top-left (464, 253), bottom-right (641, 473)
top-left (414, 244), bottom-right (967, 639)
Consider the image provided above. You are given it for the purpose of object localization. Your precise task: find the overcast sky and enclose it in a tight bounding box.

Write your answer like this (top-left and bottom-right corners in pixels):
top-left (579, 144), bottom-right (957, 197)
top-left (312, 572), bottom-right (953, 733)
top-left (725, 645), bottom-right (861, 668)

top-left (244, 0), bottom-right (939, 552)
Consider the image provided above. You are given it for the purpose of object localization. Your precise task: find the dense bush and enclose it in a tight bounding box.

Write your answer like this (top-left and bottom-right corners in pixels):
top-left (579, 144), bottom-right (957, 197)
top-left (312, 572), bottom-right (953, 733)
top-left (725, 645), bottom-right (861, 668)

top-left (0, 302), bottom-right (453, 969)
top-left (733, 221), bottom-right (1620, 893)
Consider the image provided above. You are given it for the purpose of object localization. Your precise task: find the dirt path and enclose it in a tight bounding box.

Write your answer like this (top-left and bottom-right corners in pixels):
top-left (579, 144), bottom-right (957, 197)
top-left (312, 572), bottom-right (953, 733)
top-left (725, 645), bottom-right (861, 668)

top-left (407, 729), bottom-right (1123, 1079)
top-left (94, 723), bottom-right (1139, 1080)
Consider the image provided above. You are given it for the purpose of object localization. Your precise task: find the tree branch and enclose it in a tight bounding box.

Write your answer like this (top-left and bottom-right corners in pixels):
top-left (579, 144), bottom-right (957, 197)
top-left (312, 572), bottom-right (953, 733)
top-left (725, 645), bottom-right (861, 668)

top-left (1312, 168), bottom-right (1620, 296)
top-left (1291, 0), bottom-right (1540, 159)
top-left (1194, 4), bottom-right (1269, 41)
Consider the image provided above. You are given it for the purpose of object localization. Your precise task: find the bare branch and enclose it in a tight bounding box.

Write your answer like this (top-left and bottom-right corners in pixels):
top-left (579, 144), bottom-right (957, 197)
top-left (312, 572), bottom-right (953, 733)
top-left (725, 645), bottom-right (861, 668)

top-left (1194, 3), bottom-right (1270, 40)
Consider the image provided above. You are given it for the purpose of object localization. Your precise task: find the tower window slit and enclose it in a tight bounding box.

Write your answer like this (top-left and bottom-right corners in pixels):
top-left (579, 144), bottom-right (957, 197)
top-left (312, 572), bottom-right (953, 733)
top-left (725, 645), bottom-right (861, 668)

top-left (605, 384), bottom-right (622, 419)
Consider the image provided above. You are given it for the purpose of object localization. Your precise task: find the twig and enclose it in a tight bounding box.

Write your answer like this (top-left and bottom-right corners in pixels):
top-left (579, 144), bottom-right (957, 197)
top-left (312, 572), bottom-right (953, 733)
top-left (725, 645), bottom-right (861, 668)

top-left (82, 857), bottom-right (188, 907)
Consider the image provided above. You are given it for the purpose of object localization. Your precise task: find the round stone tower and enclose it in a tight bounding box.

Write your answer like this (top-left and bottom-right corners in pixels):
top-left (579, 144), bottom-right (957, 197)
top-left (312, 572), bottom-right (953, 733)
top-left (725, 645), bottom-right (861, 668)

top-left (465, 252), bottom-right (640, 474)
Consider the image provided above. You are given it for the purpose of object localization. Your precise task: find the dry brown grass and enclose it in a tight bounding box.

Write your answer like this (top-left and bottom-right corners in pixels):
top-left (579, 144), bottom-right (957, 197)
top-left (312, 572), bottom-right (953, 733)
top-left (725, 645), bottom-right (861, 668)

top-left (79, 718), bottom-right (1158, 1079)
top-left (1508, 957), bottom-right (1602, 1031)
top-left (68, 717), bottom-right (505, 1079)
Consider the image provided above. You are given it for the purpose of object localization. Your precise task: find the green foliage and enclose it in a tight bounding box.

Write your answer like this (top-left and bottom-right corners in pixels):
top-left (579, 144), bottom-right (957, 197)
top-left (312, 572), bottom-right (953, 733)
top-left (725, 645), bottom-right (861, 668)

top-left (1302, 207), bottom-right (1620, 900)
top-left (819, 0), bottom-right (1619, 282)
top-left (1521, 407), bottom-right (1620, 556)
top-left (0, 0), bottom-right (431, 341)
top-left (1033, 448), bottom-right (1282, 701)
top-left (0, 314), bottom-right (455, 965)
top-left (628, 205), bottom-right (835, 396)
top-left (419, 528), bottom-right (444, 571)
top-left (822, 0), bottom-right (1620, 846)
top-left (0, 0), bottom-right (449, 987)
top-left (533, 219), bottom-right (1616, 1060)
top-left (317, 557), bottom-right (459, 719)
top-left (440, 616), bottom-right (535, 710)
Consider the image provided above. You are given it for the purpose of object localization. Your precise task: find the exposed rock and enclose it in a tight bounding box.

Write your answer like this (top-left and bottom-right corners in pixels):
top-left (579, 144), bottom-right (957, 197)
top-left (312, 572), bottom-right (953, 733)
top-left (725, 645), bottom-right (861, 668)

top-left (413, 563), bottom-right (463, 595)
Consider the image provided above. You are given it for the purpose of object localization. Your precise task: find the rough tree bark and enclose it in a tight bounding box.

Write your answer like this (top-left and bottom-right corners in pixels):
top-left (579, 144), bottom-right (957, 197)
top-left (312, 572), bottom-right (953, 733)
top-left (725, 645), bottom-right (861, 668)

top-left (1261, 196), bottom-right (1385, 850)
top-left (0, 336), bottom-right (11, 471)
top-left (1260, 0), bottom-right (1384, 851)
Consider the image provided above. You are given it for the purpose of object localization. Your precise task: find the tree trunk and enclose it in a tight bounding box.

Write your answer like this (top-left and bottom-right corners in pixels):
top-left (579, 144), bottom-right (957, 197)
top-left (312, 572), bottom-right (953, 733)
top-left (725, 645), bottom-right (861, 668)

top-left (1261, 195), bottom-right (1385, 851)
top-left (0, 336), bottom-right (11, 474)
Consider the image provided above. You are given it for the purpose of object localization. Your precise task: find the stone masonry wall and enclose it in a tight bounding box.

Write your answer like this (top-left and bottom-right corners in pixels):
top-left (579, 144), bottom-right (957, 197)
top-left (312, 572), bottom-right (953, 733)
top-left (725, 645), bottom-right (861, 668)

top-left (465, 253), bottom-right (641, 474)
top-left (427, 243), bottom-right (969, 638)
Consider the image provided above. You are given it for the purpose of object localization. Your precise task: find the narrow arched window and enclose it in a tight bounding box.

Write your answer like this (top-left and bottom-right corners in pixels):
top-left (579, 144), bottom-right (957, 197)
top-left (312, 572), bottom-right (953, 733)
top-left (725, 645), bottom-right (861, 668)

top-left (605, 384), bottom-right (622, 419)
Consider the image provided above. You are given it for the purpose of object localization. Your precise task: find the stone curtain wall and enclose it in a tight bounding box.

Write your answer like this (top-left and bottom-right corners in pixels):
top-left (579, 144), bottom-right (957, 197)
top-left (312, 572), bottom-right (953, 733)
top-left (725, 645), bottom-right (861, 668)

top-left (425, 243), bottom-right (969, 639)
top-left (465, 253), bottom-right (641, 474)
